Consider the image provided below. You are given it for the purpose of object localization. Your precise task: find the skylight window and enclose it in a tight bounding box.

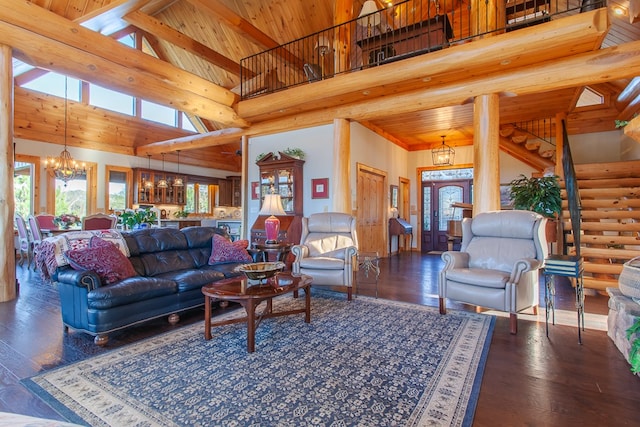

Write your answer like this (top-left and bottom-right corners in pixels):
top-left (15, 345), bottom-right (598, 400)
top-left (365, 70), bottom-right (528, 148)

top-left (576, 87), bottom-right (604, 108)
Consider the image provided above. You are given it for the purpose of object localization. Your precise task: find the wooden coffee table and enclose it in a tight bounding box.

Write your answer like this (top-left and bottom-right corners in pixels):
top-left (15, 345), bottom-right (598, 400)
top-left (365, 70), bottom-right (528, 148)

top-left (202, 272), bottom-right (312, 352)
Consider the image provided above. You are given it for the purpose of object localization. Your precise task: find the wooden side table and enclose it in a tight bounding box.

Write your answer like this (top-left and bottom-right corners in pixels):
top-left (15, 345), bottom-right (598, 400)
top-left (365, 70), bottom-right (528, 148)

top-left (252, 242), bottom-right (292, 263)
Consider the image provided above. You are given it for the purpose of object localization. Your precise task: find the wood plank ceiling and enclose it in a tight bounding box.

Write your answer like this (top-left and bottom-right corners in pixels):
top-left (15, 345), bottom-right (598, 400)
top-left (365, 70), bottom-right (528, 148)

top-left (7, 0), bottom-right (640, 172)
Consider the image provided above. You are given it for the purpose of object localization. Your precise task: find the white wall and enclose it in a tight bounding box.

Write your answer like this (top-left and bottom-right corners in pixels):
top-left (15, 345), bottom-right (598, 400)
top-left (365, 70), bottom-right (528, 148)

top-left (15, 138), bottom-right (230, 212)
top-left (568, 130), bottom-right (622, 164)
top-left (621, 132), bottom-right (640, 161)
top-left (247, 125), bottom-right (334, 231)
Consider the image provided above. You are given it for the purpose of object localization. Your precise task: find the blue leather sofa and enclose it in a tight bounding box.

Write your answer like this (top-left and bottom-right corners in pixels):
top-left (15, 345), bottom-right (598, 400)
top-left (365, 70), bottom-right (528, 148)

top-left (53, 226), bottom-right (248, 345)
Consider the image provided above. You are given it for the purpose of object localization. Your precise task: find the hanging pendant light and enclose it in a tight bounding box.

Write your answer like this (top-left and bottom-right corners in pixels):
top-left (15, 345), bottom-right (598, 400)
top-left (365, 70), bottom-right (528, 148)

top-left (173, 150), bottom-right (184, 187)
top-left (432, 135), bottom-right (455, 166)
top-left (144, 154), bottom-right (153, 189)
top-left (157, 153), bottom-right (168, 188)
top-left (45, 76), bottom-right (86, 187)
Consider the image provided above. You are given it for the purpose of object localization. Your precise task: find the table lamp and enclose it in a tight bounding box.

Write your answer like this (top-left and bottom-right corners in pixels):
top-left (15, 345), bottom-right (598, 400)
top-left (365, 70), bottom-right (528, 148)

top-left (259, 193), bottom-right (286, 243)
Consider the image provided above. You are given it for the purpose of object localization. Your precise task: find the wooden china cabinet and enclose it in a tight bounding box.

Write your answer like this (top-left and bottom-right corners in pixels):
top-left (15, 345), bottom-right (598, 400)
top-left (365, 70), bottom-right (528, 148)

top-left (250, 152), bottom-right (305, 245)
top-left (133, 169), bottom-right (187, 205)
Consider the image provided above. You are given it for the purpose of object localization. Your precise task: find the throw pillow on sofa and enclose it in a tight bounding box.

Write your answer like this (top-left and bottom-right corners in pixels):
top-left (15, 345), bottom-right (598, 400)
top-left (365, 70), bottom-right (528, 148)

top-left (208, 234), bottom-right (252, 264)
top-left (64, 237), bottom-right (137, 285)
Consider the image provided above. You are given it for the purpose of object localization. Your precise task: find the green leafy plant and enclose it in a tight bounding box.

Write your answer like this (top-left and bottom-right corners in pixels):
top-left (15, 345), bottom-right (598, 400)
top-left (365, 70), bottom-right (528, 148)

top-left (119, 209), bottom-right (157, 229)
top-left (282, 147), bottom-right (305, 159)
top-left (173, 210), bottom-right (189, 218)
top-left (626, 318), bottom-right (640, 374)
top-left (509, 174), bottom-right (562, 218)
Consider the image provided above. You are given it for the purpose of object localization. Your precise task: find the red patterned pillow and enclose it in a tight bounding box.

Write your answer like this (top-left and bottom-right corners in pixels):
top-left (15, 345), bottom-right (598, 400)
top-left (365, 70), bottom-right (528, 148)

top-left (209, 234), bottom-right (252, 264)
top-left (64, 237), bottom-right (137, 285)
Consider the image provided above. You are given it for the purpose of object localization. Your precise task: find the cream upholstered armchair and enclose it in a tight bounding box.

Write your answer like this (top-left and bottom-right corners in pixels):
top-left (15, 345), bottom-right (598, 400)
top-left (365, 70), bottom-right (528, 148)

top-left (439, 210), bottom-right (548, 334)
top-left (291, 212), bottom-right (358, 300)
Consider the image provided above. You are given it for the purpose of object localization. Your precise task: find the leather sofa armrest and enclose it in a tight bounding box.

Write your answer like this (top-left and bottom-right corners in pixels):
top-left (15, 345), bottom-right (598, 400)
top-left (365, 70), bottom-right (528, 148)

top-left (56, 266), bottom-right (102, 291)
top-left (510, 258), bottom-right (542, 283)
top-left (291, 244), bottom-right (309, 261)
top-left (441, 251), bottom-right (469, 269)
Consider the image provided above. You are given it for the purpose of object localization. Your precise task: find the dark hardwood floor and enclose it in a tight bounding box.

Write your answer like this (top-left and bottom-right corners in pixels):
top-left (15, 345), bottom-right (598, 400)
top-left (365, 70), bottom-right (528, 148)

top-left (1, 253), bottom-right (639, 425)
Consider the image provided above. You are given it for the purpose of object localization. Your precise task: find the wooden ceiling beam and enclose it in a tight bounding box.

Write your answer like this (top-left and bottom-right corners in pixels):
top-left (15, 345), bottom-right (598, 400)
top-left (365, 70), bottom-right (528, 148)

top-left (123, 10), bottom-right (252, 77)
top-left (184, 0), bottom-right (305, 69)
top-left (74, 0), bottom-right (154, 34)
top-left (136, 127), bottom-right (245, 155)
top-left (237, 9), bottom-right (609, 120)
top-left (0, 1), bottom-right (249, 127)
top-left (1, 1), bottom-right (237, 107)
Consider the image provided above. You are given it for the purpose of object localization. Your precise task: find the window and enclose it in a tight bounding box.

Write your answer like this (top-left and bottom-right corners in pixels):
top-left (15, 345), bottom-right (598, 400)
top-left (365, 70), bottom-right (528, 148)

top-left (141, 100), bottom-right (176, 126)
top-left (54, 177), bottom-right (87, 217)
top-left (181, 112), bottom-right (197, 132)
top-left (22, 72), bottom-right (80, 100)
top-left (14, 155), bottom-right (40, 218)
top-left (186, 181), bottom-right (217, 214)
top-left (105, 166), bottom-right (133, 212)
top-left (46, 162), bottom-right (97, 217)
top-left (90, 84), bottom-right (134, 115)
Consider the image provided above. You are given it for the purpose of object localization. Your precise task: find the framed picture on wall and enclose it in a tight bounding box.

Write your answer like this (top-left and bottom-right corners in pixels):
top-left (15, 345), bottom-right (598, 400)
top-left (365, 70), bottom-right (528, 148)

top-left (312, 178), bottom-right (329, 199)
top-left (390, 185), bottom-right (398, 209)
top-left (251, 182), bottom-right (260, 200)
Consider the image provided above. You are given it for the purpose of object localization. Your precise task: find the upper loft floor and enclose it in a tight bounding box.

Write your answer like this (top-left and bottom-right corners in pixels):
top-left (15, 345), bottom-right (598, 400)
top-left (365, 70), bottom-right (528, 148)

top-left (239, 0), bottom-right (610, 98)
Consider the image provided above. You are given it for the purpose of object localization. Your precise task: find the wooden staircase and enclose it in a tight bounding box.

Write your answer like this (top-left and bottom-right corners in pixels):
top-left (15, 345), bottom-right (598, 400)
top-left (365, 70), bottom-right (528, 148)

top-left (561, 160), bottom-right (640, 292)
top-left (499, 123), bottom-right (555, 170)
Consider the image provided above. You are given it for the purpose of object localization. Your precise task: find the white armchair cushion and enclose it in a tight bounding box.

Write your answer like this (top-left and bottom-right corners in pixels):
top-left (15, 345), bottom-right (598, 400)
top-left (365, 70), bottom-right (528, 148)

top-left (445, 268), bottom-right (510, 289)
top-left (298, 257), bottom-right (345, 269)
top-left (305, 234), bottom-right (354, 258)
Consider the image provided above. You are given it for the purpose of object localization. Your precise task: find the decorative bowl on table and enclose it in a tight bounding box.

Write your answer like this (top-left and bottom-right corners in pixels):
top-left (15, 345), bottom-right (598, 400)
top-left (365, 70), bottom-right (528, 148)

top-left (234, 262), bottom-right (286, 280)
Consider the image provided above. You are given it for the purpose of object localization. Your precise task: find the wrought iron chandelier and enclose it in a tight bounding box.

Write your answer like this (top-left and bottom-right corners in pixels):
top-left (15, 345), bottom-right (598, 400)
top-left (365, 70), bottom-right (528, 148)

top-left (431, 135), bottom-right (455, 166)
top-left (45, 77), bottom-right (86, 186)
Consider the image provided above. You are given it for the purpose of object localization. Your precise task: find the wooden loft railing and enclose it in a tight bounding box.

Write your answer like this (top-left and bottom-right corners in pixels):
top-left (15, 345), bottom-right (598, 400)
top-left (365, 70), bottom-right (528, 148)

top-left (239, 0), bottom-right (606, 99)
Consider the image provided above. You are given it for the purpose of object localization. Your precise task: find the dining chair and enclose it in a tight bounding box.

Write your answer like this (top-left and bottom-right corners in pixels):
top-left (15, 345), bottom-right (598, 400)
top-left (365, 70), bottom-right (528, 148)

top-left (82, 213), bottom-right (118, 230)
top-left (35, 213), bottom-right (57, 231)
top-left (15, 214), bottom-right (33, 267)
top-left (27, 215), bottom-right (45, 271)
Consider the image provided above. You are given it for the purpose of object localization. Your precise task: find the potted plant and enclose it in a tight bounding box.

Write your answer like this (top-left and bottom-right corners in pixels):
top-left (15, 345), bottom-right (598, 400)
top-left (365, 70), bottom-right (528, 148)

top-left (119, 208), bottom-right (158, 230)
top-left (509, 174), bottom-right (562, 242)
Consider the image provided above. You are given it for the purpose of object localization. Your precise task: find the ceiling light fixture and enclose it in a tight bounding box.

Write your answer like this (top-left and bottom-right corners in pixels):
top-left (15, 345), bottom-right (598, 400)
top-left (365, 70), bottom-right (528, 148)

top-left (173, 150), bottom-right (184, 187)
top-left (45, 76), bottom-right (86, 187)
top-left (144, 154), bottom-right (154, 189)
top-left (432, 135), bottom-right (455, 166)
top-left (157, 153), bottom-right (168, 188)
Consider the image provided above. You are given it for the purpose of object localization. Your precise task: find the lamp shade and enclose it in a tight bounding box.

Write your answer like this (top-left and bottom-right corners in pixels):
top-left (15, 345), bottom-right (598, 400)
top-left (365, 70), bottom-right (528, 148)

top-left (358, 0), bottom-right (381, 26)
top-left (259, 194), bottom-right (286, 243)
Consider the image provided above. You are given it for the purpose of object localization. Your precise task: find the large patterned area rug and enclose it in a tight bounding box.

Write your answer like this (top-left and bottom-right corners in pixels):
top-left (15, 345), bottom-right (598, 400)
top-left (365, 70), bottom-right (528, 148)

top-left (23, 290), bottom-right (495, 427)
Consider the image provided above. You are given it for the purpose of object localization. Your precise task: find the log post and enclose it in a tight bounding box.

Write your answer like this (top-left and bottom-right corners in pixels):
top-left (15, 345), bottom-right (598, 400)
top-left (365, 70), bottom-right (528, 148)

top-left (333, 118), bottom-right (351, 214)
top-left (473, 94), bottom-right (501, 215)
top-left (0, 43), bottom-right (16, 302)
